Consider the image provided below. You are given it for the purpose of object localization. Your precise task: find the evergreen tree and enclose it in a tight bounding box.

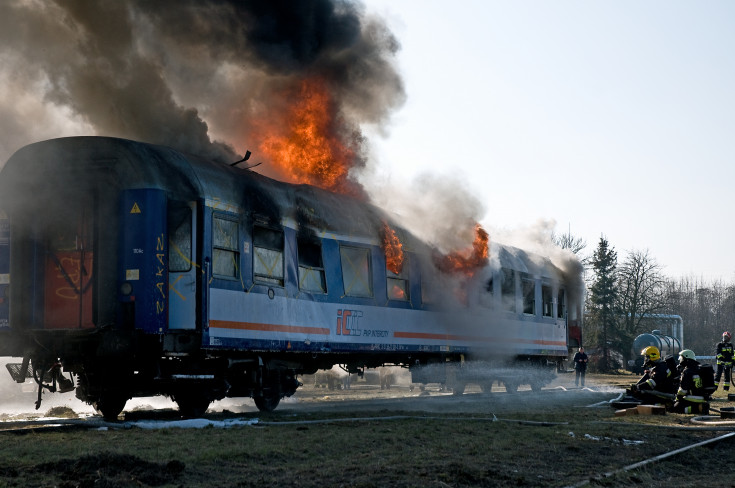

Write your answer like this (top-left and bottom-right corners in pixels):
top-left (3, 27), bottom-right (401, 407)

top-left (588, 236), bottom-right (618, 372)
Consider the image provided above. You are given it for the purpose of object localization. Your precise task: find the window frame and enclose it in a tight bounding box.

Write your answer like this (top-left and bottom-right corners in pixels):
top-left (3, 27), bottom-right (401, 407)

top-left (212, 213), bottom-right (240, 279)
top-left (542, 282), bottom-right (553, 317)
top-left (386, 253), bottom-right (410, 301)
top-left (522, 274), bottom-right (535, 316)
top-left (339, 245), bottom-right (374, 298)
top-left (252, 224), bottom-right (285, 287)
top-left (168, 204), bottom-right (192, 273)
top-left (557, 287), bottom-right (566, 319)
top-left (500, 268), bottom-right (516, 312)
top-left (297, 237), bottom-right (327, 294)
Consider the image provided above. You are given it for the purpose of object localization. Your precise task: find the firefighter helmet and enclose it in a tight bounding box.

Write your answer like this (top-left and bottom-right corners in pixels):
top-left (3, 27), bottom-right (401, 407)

top-left (641, 346), bottom-right (660, 362)
top-left (723, 331), bottom-right (732, 342)
top-left (679, 349), bottom-right (696, 362)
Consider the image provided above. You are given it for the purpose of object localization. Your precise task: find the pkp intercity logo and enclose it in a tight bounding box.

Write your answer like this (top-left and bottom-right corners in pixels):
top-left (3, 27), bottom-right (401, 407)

top-left (336, 309), bottom-right (363, 336)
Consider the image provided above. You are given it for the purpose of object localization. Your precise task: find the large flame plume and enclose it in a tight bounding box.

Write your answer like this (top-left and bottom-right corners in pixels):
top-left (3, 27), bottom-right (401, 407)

top-left (254, 77), bottom-right (364, 197)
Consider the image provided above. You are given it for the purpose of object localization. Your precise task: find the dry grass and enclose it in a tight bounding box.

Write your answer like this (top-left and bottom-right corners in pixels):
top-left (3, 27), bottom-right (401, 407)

top-left (0, 373), bottom-right (733, 487)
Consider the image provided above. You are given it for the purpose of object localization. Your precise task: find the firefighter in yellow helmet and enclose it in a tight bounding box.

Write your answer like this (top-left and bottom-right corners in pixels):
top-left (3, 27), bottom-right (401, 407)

top-left (627, 346), bottom-right (678, 408)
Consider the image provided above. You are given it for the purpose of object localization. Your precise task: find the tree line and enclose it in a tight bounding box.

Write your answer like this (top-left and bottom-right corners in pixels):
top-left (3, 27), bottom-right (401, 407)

top-left (553, 231), bottom-right (732, 372)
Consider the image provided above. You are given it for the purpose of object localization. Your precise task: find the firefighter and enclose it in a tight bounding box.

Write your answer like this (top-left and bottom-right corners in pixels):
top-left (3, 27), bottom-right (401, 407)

top-left (672, 349), bottom-right (709, 414)
top-left (627, 346), bottom-right (678, 407)
top-left (714, 331), bottom-right (733, 391)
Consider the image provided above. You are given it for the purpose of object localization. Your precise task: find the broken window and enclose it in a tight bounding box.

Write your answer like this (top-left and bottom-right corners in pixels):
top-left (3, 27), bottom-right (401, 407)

top-left (213, 215), bottom-right (238, 278)
top-left (387, 255), bottom-right (409, 301)
top-left (340, 246), bottom-right (372, 298)
top-left (479, 275), bottom-right (494, 308)
top-left (522, 274), bottom-right (535, 315)
top-left (168, 205), bottom-right (192, 273)
top-left (501, 268), bottom-right (516, 312)
top-left (253, 226), bottom-right (284, 286)
top-left (542, 283), bottom-right (553, 317)
top-left (298, 238), bottom-right (326, 293)
top-left (557, 288), bottom-right (566, 319)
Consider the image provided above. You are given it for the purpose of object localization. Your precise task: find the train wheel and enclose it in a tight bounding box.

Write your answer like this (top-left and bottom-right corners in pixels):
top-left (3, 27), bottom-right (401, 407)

top-left (503, 381), bottom-right (518, 393)
top-left (174, 392), bottom-right (211, 418)
top-left (452, 383), bottom-right (466, 396)
top-left (254, 393), bottom-right (280, 412)
top-left (530, 381), bottom-right (544, 393)
top-left (95, 393), bottom-right (127, 421)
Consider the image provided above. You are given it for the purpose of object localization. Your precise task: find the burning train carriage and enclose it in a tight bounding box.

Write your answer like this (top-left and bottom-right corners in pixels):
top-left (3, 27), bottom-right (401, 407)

top-left (0, 137), bottom-right (583, 419)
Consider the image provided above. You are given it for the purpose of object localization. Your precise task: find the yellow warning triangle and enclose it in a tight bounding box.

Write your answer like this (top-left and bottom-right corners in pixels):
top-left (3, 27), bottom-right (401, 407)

top-left (130, 202), bottom-right (142, 214)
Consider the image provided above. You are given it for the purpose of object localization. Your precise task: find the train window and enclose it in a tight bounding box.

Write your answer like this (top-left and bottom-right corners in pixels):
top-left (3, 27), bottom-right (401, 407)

top-left (168, 206), bottom-right (191, 272)
top-left (387, 255), bottom-right (409, 301)
top-left (522, 275), bottom-right (535, 315)
top-left (253, 226), bottom-right (284, 286)
top-left (421, 277), bottom-right (438, 305)
top-left (213, 215), bottom-right (239, 278)
top-left (477, 276), bottom-right (493, 308)
top-left (557, 288), bottom-right (566, 319)
top-left (340, 246), bottom-right (373, 298)
top-left (542, 283), bottom-right (553, 317)
top-left (297, 239), bottom-right (326, 293)
top-left (501, 268), bottom-right (515, 311)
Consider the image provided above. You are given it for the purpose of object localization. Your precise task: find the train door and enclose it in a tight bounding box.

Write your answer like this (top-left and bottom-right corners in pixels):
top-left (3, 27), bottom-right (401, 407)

top-left (43, 202), bottom-right (94, 329)
top-left (168, 202), bottom-right (197, 330)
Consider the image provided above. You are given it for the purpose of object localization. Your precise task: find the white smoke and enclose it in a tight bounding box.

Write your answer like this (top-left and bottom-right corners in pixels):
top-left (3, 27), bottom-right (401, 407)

top-left (364, 171), bottom-right (486, 253)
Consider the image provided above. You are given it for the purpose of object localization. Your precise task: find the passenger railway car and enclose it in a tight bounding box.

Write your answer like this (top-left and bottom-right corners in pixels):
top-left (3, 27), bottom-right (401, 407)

top-left (0, 137), bottom-right (584, 419)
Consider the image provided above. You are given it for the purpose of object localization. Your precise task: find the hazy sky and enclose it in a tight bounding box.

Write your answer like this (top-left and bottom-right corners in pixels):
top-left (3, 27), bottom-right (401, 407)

top-left (364, 1), bottom-right (735, 280)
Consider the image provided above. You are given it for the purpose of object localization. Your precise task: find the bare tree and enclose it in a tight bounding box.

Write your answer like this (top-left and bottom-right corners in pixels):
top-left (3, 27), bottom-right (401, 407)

top-left (663, 276), bottom-right (735, 357)
top-left (552, 228), bottom-right (587, 256)
top-left (614, 249), bottom-right (667, 367)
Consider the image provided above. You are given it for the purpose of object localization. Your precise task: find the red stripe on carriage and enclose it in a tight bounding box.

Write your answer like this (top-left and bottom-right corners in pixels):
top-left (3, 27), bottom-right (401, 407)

top-left (393, 331), bottom-right (566, 346)
top-left (209, 320), bottom-right (331, 335)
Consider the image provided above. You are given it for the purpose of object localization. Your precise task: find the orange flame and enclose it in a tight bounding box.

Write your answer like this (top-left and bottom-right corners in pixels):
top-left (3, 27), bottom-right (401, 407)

top-left (254, 76), bottom-right (363, 196)
top-left (389, 283), bottom-right (406, 300)
top-left (434, 224), bottom-right (490, 277)
top-left (381, 222), bottom-right (404, 275)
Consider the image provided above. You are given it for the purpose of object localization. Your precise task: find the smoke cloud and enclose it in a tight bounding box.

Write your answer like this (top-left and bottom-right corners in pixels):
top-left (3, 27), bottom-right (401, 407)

top-left (0, 0), bottom-right (405, 169)
top-left (366, 172), bottom-right (487, 253)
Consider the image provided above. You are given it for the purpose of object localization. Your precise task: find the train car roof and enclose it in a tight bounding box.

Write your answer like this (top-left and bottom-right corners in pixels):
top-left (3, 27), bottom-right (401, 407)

top-left (0, 136), bottom-right (394, 239)
top-left (0, 136), bottom-right (577, 281)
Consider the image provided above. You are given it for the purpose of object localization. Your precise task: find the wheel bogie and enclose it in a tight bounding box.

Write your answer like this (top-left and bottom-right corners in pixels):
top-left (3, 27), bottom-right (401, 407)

top-left (173, 391), bottom-right (212, 418)
top-left (503, 381), bottom-right (519, 393)
top-left (254, 394), bottom-right (281, 412)
top-left (95, 393), bottom-right (128, 421)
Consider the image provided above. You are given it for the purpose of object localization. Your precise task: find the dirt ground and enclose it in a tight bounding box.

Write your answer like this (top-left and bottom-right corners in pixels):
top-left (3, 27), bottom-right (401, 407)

top-left (286, 368), bottom-right (631, 414)
top-left (1, 370), bottom-right (735, 487)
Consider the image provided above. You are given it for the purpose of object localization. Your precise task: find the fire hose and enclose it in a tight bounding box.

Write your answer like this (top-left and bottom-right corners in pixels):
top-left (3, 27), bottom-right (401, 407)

top-left (565, 431), bottom-right (735, 488)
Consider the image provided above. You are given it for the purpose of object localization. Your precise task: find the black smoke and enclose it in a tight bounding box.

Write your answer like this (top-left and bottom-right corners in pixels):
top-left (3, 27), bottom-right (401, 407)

top-left (0, 0), bottom-right (404, 167)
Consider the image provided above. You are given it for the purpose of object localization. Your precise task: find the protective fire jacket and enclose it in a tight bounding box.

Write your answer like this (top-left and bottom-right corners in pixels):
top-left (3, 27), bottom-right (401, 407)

top-left (716, 342), bottom-right (734, 366)
top-left (637, 360), bottom-right (677, 394)
top-left (676, 362), bottom-right (707, 404)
